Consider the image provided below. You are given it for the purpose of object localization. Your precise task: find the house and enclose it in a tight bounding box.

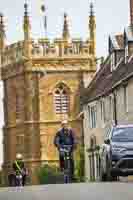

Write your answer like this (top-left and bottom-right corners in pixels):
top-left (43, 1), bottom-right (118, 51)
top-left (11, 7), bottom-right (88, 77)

top-left (81, 0), bottom-right (133, 181)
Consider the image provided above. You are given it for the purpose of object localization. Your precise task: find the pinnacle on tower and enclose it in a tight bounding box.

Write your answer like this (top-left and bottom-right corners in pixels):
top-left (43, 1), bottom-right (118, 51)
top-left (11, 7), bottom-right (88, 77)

top-left (89, 2), bottom-right (96, 40)
top-left (0, 13), bottom-right (4, 32)
top-left (0, 13), bottom-right (6, 50)
top-left (62, 13), bottom-right (70, 41)
top-left (90, 1), bottom-right (94, 16)
top-left (24, 2), bottom-right (28, 17)
top-left (23, 0), bottom-right (31, 40)
top-left (88, 2), bottom-right (96, 57)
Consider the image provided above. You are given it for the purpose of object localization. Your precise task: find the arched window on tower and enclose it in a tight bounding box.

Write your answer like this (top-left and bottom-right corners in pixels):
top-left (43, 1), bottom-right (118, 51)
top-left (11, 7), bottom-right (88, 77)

top-left (54, 84), bottom-right (69, 114)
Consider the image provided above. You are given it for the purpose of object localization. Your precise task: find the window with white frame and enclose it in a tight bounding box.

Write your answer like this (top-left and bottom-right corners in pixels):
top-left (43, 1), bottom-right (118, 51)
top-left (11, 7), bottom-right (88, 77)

top-left (124, 85), bottom-right (128, 113)
top-left (54, 84), bottom-right (69, 114)
top-left (88, 105), bottom-right (97, 128)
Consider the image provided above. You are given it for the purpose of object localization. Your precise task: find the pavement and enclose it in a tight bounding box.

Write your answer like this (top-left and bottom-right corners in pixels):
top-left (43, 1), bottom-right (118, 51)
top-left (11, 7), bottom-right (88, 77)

top-left (0, 183), bottom-right (133, 200)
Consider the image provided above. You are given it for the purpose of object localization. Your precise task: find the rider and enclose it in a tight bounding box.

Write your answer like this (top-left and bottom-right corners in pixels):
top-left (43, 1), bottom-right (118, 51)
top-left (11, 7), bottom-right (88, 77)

top-left (54, 120), bottom-right (76, 179)
top-left (12, 153), bottom-right (27, 186)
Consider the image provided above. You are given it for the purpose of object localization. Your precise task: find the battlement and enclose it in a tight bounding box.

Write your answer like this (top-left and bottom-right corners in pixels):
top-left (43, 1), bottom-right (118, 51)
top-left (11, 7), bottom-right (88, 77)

top-left (1, 41), bottom-right (24, 66)
top-left (1, 37), bottom-right (94, 66)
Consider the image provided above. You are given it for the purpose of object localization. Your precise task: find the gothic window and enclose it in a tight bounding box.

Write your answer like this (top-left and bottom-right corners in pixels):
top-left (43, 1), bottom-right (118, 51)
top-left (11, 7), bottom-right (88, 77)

top-left (54, 84), bottom-right (69, 114)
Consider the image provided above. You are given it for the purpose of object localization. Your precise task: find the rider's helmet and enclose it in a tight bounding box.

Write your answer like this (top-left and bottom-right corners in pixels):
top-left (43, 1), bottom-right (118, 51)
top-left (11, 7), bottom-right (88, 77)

top-left (16, 153), bottom-right (23, 160)
top-left (61, 120), bottom-right (68, 125)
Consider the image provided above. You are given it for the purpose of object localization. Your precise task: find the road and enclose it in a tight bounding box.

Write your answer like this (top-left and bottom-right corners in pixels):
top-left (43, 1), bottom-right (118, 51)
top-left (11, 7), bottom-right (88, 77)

top-left (0, 183), bottom-right (133, 200)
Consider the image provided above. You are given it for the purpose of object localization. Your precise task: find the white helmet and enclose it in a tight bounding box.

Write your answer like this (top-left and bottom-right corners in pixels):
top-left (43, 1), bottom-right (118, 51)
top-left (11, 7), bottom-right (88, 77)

top-left (16, 153), bottom-right (23, 160)
top-left (61, 120), bottom-right (68, 125)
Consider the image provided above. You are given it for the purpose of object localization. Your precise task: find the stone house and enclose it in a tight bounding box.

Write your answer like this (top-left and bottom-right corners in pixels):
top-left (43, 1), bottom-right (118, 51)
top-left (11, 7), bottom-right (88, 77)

top-left (81, 0), bottom-right (133, 181)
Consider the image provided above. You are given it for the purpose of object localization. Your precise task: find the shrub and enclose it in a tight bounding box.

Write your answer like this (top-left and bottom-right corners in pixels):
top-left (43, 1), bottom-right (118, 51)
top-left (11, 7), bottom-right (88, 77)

top-left (37, 164), bottom-right (63, 184)
top-left (74, 145), bottom-right (85, 182)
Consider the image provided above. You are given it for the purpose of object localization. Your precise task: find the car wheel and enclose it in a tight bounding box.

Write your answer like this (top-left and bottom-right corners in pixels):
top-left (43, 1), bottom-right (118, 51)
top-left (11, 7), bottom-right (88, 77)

top-left (106, 159), bottom-right (117, 181)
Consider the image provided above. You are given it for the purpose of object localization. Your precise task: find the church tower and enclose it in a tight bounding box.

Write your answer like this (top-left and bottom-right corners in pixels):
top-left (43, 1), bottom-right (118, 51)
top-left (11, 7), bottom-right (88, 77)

top-left (1, 2), bottom-right (96, 184)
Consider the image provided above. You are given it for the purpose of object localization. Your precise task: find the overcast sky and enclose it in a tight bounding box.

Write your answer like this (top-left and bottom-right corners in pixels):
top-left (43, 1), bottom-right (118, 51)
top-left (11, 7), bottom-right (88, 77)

top-left (0, 0), bottom-right (129, 166)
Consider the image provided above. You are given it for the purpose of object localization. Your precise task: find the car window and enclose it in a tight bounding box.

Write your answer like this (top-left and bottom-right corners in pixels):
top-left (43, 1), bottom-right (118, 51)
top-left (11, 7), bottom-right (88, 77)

top-left (112, 127), bottom-right (133, 142)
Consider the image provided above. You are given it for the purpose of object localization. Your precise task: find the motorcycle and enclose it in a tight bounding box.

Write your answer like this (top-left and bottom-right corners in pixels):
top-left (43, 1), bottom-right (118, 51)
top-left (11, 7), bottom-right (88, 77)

top-left (8, 168), bottom-right (28, 187)
top-left (60, 145), bottom-right (73, 183)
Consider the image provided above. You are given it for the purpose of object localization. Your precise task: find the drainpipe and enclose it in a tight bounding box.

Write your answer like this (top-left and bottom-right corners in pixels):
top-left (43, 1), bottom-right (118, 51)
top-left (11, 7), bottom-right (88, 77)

top-left (77, 111), bottom-right (85, 180)
top-left (113, 90), bottom-right (117, 125)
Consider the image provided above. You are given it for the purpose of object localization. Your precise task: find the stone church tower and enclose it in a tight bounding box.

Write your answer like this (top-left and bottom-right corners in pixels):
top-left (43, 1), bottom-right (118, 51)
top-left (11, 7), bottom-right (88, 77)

top-left (0, 2), bottom-right (96, 184)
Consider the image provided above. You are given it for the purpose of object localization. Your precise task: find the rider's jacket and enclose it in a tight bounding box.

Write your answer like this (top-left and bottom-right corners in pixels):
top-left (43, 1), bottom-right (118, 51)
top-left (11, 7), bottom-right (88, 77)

top-left (12, 160), bottom-right (25, 175)
top-left (54, 128), bottom-right (76, 151)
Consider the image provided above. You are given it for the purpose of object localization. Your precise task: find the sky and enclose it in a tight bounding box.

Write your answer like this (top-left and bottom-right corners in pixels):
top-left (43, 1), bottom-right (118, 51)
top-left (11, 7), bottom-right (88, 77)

top-left (0, 0), bottom-right (129, 166)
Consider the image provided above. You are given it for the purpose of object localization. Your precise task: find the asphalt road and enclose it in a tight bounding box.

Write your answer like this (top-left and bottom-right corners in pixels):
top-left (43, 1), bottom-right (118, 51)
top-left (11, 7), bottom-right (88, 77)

top-left (0, 183), bottom-right (133, 200)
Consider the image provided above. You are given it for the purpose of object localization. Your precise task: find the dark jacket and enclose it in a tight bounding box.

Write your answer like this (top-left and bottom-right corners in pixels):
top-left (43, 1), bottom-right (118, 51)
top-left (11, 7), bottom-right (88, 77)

top-left (13, 160), bottom-right (25, 175)
top-left (54, 128), bottom-right (76, 151)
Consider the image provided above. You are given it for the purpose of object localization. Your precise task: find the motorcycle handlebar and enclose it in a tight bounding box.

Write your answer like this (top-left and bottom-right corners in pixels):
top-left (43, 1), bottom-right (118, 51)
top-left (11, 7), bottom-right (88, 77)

top-left (59, 145), bottom-right (72, 152)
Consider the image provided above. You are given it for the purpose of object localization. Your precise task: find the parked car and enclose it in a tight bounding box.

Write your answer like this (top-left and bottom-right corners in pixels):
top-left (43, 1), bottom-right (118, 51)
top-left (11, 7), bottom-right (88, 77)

top-left (99, 124), bottom-right (133, 181)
